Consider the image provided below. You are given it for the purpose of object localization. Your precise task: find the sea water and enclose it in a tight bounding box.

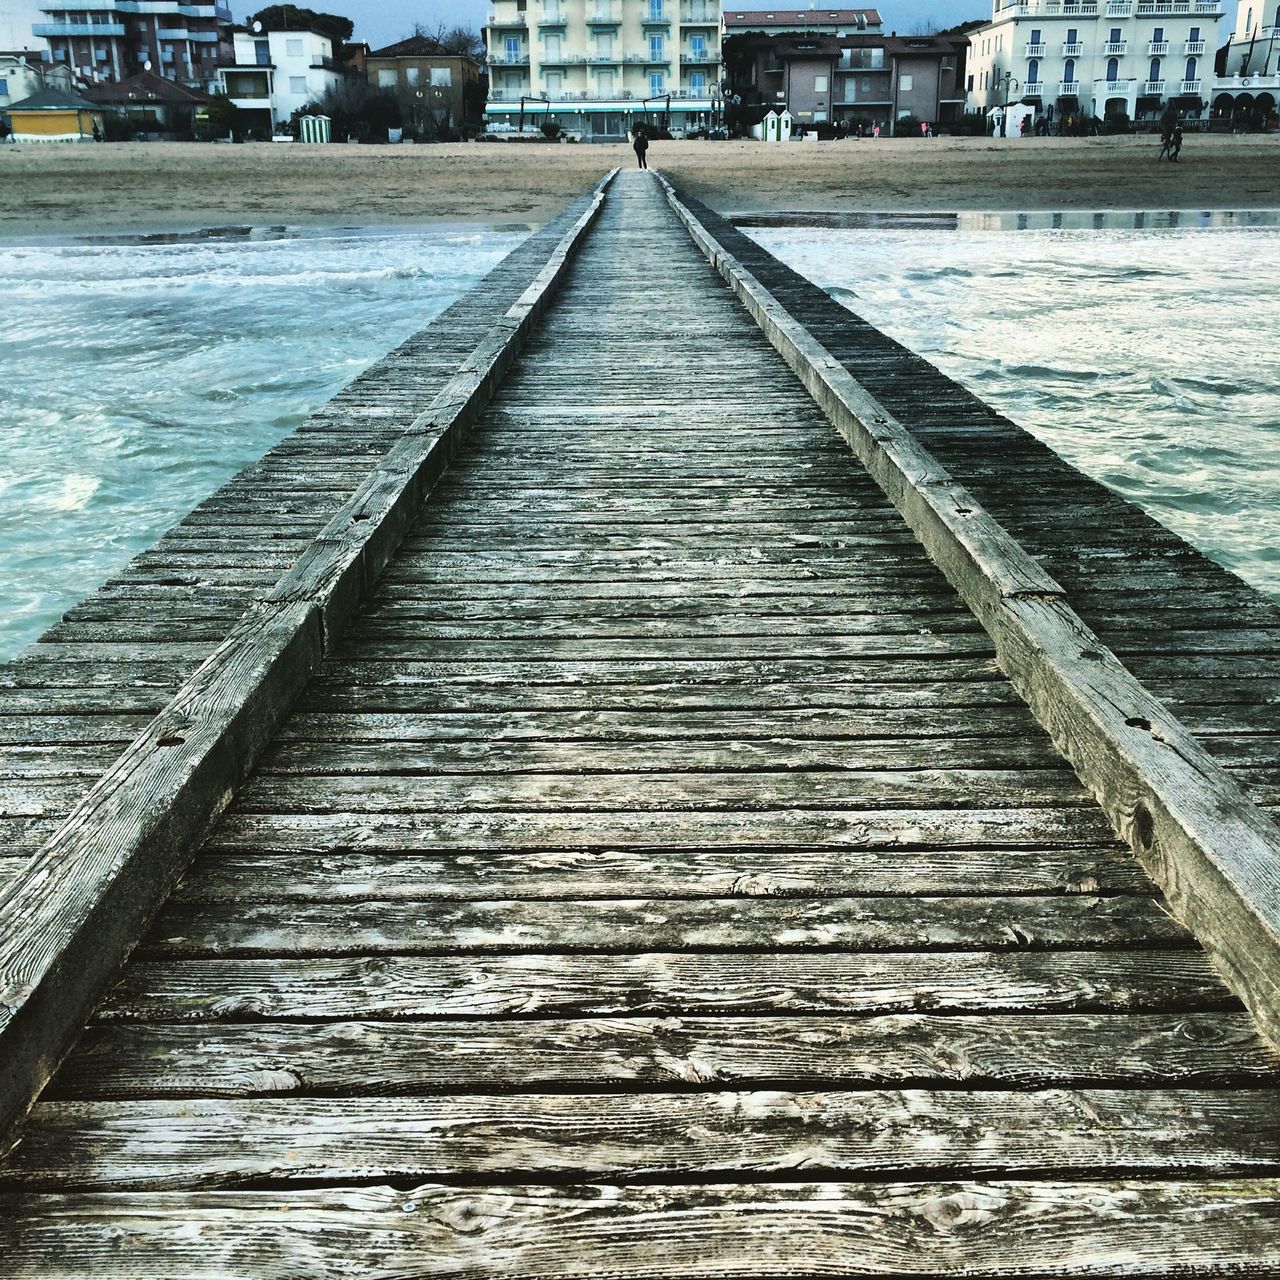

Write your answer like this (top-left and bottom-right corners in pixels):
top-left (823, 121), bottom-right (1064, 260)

top-left (2, 216), bottom-right (1278, 662)
top-left (0, 224), bottom-right (530, 659)
top-left (748, 217), bottom-right (1280, 603)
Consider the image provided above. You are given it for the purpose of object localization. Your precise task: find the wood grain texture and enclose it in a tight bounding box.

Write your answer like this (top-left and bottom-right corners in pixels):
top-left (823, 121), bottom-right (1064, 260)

top-left (0, 175), bottom-right (618, 1146)
top-left (657, 174), bottom-right (1280, 1051)
top-left (3, 1179), bottom-right (1280, 1277)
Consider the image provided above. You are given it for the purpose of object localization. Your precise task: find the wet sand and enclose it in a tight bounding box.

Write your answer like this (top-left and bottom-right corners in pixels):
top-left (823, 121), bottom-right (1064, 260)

top-left (3, 134), bottom-right (1278, 237)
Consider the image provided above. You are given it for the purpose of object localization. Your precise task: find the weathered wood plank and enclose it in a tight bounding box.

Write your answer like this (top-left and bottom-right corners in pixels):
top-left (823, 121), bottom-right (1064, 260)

top-left (176, 843), bottom-right (1148, 903)
top-left (49, 1011), bottom-right (1280, 1100)
top-left (93, 950), bottom-right (1232, 1023)
top-left (141, 894), bottom-right (1189, 958)
top-left (660, 176), bottom-right (1280, 1051)
top-left (4, 1179), bottom-right (1280, 1278)
top-left (8, 1087), bottom-right (1280, 1189)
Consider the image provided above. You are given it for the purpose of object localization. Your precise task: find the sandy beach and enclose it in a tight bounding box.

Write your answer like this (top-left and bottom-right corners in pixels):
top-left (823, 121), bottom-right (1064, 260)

top-left (3, 134), bottom-right (1278, 236)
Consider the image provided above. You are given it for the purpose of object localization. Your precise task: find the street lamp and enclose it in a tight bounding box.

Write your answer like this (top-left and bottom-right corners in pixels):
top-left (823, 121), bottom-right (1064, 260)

top-left (709, 84), bottom-right (720, 132)
top-left (995, 71), bottom-right (1020, 136)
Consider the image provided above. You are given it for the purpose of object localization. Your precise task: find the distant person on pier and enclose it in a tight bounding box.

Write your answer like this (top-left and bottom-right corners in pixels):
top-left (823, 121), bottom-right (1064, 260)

top-left (632, 127), bottom-right (649, 170)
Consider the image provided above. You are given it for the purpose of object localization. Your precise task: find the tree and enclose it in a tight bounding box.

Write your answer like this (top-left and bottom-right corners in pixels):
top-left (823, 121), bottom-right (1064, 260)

top-left (298, 79), bottom-right (400, 141)
top-left (249, 5), bottom-right (354, 44)
top-left (437, 25), bottom-right (484, 60)
top-left (203, 89), bottom-right (242, 138)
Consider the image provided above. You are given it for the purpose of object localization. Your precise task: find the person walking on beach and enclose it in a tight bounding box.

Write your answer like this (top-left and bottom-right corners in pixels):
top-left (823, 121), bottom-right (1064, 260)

top-left (632, 127), bottom-right (649, 169)
top-left (1170, 124), bottom-right (1184, 162)
top-left (1157, 125), bottom-right (1173, 159)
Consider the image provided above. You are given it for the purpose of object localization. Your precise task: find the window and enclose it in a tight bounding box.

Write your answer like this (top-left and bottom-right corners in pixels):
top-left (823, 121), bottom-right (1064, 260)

top-left (1027, 58), bottom-right (1038, 82)
top-left (0, 78), bottom-right (7, 96)
top-left (1064, 58), bottom-right (1075, 82)
top-left (1149, 56), bottom-right (1160, 80)
top-left (96, 47), bottom-right (107, 61)
top-left (690, 71), bottom-right (705, 90)
top-left (1109, 27), bottom-right (1121, 41)
top-left (1246, 6), bottom-right (1253, 30)
top-left (691, 34), bottom-right (705, 55)
top-left (545, 33), bottom-right (561, 56)
top-left (377, 67), bottom-right (396, 86)
top-left (898, 73), bottom-right (912, 89)
top-left (1066, 27), bottom-right (1077, 42)
top-left (1185, 55), bottom-right (1197, 80)
top-left (966, 72), bottom-right (973, 90)
top-left (1105, 56), bottom-right (1118, 81)
top-left (650, 34), bottom-right (663, 58)
top-left (546, 71), bottom-right (562, 90)
top-left (289, 75), bottom-right (307, 92)
top-left (1030, 27), bottom-right (1041, 41)
top-left (286, 38), bottom-right (303, 57)
top-left (405, 66), bottom-right (420, 86)
top-left (430, 67), bottom-right (451, 85)
top-left (814, 74), bottom-right (827, 91)
top-left (1189, 25), bottom-right (1200, 40)
top-left (649, 70), bottom-right (663, 92)
top-left (1152, 26), bottom-right (1164, 41)
top-left (505, 36), bottom-right (520, 57)
top-left (648, 0), bottom-right (663, 18)
top-left (254, 39), bottom-right (270, 65)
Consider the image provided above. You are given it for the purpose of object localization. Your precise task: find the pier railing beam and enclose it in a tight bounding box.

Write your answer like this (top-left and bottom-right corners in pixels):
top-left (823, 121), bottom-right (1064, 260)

top-left (656, 172), bottom-right (1280, 1050)
top-left (0, 171), bottom-right (618, 1148)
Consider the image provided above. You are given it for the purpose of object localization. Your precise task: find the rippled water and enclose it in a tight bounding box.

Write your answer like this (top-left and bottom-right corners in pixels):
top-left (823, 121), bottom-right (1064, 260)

top-left (749, 221), bottom-right (1280, 601)
top-left (3, 217), bottom-right (1278, 664)
top-left (0, 225), bottom-right (530, 659)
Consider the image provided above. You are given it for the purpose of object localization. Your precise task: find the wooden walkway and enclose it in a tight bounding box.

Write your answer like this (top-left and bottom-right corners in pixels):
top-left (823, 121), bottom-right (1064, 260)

top-left (3, 170), bottom-right (1280, 1274)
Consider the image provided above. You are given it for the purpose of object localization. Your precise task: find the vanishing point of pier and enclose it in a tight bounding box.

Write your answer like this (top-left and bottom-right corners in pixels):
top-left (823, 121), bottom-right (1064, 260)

top-left (2, 170), bottom-right (1280, 1274)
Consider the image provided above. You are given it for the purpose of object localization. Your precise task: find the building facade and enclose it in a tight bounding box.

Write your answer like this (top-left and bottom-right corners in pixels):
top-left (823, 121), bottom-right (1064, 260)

top-left (1210, 0), bottom-right (1279, 125)
top-left (1, 50), bottom-right (73, 113)
top-left (218, 26), bottom-right (345, 135)
top-left (724, 20), bottom-right (964, 132)
top-left (32, 1), bottom-right (233, 89)
top-left (483, 0), bottom-right (723, 139)
top-left (963, 0), bottom-right (1224, 126)
top-left (366, 36), bottom-right (483, 134)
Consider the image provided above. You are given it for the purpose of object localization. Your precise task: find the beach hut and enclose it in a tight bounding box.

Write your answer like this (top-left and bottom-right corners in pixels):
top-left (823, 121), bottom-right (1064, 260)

top-left (299, 114), bottom-right (332, 144)
top-left (753, 109), bottom-right (794, 142)
top-left (6, 86), bottom-right (103, 142)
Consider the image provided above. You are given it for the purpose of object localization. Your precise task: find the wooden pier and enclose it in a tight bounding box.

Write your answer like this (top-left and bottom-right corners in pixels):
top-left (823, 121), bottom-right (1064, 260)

top-left (3, 169), bottom-right (1280, 1275)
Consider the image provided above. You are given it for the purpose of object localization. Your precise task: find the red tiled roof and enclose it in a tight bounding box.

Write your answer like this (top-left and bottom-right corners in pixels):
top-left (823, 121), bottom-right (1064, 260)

top-left (81, 71), bottom-right (210, 105)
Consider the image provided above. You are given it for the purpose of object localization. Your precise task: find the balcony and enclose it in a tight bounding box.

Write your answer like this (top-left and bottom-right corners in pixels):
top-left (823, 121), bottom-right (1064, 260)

top-left (1062, 41), bottom-right (1083, 54)
top-left (1106, 0), bottom-right (1132, 12)
top-left (32, 21), bottom-right (126, 36)
top-left (585, 9), bottom-right (621, 23)
top-left (487, 13), bottom-right (528, 28)
top-left (1105, 41), bottom-right (1127, 53)
top-left (1180, 77), bottom-right (1201, 91)
top-left (1185, 39), bottom-right (1205, 52)
top-left (1143, 78), bottom-right (1165, 92)
top-left (1148, 40), bottom-right (1168, 53)
top-left (1059, 78), bottom-right (1080, 92)
top-left (1136, 0), bottom-right (1221, 10)
top-left (1096, 76), bottom-right (1135, 90)
top-left (681, 50), bottom-right (720, 63)
top-left (1010, 1), bottom-right (1099, 12)
top-left (538, 10), bottom-right (567, 25)
top-left (1025, 42), bottom-right (1046, 55)
top-left (1023, 82), bottom-right (1044, 94)
top-left (490, 53), bottom-right (531, 65)
top-left (680, 5), bottom-right (718, 20)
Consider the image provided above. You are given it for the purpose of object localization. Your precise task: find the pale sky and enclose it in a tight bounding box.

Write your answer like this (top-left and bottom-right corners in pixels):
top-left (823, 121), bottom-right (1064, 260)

top-left (17, 0), bottom-right (1223, 60)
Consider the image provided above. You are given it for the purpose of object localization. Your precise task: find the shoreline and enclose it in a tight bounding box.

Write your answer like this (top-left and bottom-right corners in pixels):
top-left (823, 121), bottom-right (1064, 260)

top-left (4, 135), bottom-right (1278, 239)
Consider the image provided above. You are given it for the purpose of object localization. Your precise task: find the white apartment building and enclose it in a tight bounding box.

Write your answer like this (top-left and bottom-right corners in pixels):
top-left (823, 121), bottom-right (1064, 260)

top-left (484, 0), bottom-right (723, 138)
top-left (965, 0), bottom-right (1224, 124)
top-left (218, 26), bottom-right (344, 134)
top-left (1210, 0), bottom-right (1279, 124)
